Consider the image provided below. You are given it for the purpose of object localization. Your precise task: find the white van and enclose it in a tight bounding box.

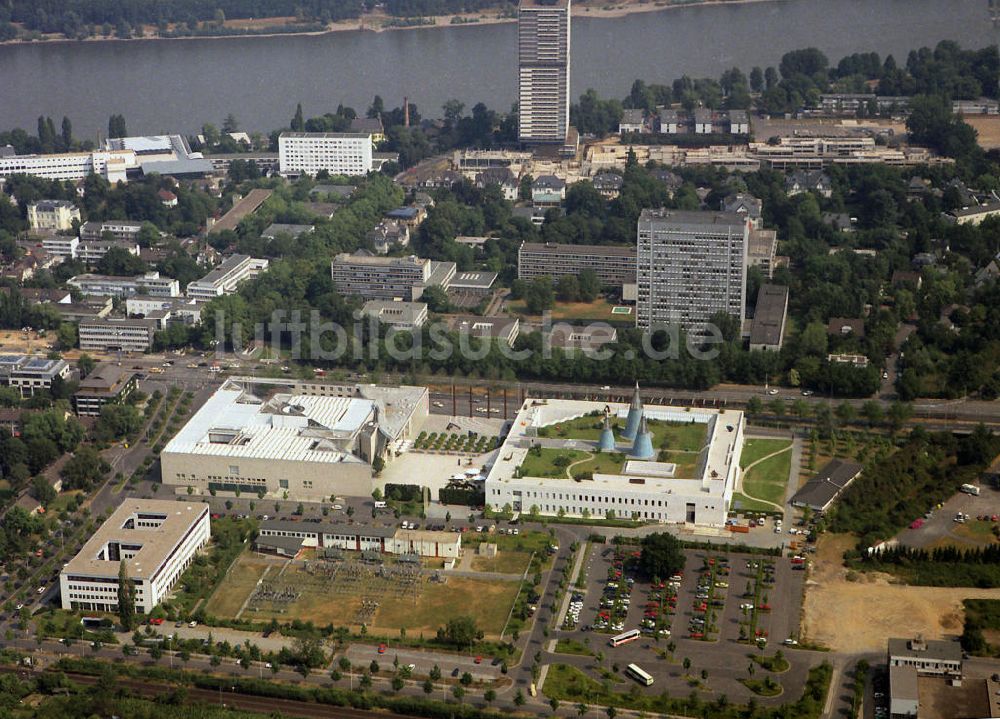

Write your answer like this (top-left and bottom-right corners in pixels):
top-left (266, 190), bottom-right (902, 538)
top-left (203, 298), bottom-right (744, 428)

top-left (374, 501), bottom-right (387, 509)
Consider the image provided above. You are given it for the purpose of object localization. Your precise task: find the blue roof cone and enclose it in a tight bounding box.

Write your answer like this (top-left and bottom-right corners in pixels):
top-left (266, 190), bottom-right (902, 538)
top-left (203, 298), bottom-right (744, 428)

top-left (622, 381), bottom-right (643, 440)
top-left (631, 415), bottom-right (655, 460)
top-left (598, 416), bottom-right (616, 452)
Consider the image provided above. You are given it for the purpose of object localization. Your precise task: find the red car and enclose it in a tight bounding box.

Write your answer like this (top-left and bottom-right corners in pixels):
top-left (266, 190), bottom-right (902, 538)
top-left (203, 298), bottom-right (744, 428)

top-left (149, 618), bottom-right (164, 626)
top-left (377, 643), bottom-right (387, 654)
top-left (474, 656), bottom-right (483, 664)
top-left (689, 631), bottom-right (704, 639)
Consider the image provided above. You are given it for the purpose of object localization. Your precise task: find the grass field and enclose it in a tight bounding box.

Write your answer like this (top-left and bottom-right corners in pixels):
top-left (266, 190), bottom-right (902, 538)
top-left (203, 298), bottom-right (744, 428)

top-left (508, 298), bottom-right (621, 322)
top-left (743, 453), bottom-right (792, 506)
top-left (203, 555), bottom-right (271, 619)
top-left (208, 551), bottom-right (521, 639)
top-left (375, 577), bottom-right (520, 638)
top-left (470, 551), bottom-right (532, 575)
top-left (740, 439), bottom-right (792, 469)
top-left (732, 492), bottom-right (779, 513)
top-left (570, 452), bottom-right (627, 478)
top-left (519, 447), bottom-right (589, 477)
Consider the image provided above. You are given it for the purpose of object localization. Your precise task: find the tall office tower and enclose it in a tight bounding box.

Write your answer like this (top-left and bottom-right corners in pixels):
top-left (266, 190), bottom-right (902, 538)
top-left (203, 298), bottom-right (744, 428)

top-left (636, 209), bottom-right (749, 335)
top-left (518, 0), bottom-right (571, 144)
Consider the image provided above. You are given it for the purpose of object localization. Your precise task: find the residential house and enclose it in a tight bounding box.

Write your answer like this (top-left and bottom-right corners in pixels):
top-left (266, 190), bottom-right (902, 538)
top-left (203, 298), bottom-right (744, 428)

top-left (693, 109), bottom-right (714, 134)
top-left (366, 220), bottom-right (410, 255)
top-left (531, 175), bottom-right (566, 206)
top-left (785, 170), bottom-right (832, 198)
top-left (658, 109), bottom-right (679, 134)
top-left (618, 109), bottom-right (646, 134)
top-left (728, 110), bottom-right (750, 134)
top-left (592, 172), bottom-right (624, 199)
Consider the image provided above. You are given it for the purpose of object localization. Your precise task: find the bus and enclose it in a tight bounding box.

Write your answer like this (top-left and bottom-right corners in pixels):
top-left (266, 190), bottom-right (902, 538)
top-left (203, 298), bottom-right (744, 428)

top-left (625, 664), bottom-right (654, 687)
top-left (609, 629), bottom-right (641, 647)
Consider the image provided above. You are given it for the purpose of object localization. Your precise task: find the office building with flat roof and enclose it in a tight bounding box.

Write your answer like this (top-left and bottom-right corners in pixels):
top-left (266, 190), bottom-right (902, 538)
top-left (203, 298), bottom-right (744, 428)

top-left (518, 242), bottom-right (636, 286)
top-left (186, 255), bottom-right (268, 300)
top-left (278, 132), bottom-right (373, 177)
top-left (0, 149), bottom-right (136, 183)
top-left (887, 637), bottom-right (963, 677)
top-left (161, 378), bottom-right (428, 501)
top-left (76, 240), bottom-right (139, 265)
top-left (79, 220), bottom-right (145, 243)
top-left (78, 317), bottom-right (158, 353)
top-left (331, 252), bottom-right (455, 301)
top-left (518, 0), bottom-right (571, 144)
top-left (636, 209), bottom-right (749, 334)
top-left (68, 272), bottom-right (180, 298)
top-left (256, 520), bottom-right (460, 559)
top-left (60, 499), bottom-right (210, 614)
top-left (73, 364), bottom-right (137, 416)
top-left (0, 355), bottom-right (71, 398)
top-left (360, 300), bottom-right (428, 329)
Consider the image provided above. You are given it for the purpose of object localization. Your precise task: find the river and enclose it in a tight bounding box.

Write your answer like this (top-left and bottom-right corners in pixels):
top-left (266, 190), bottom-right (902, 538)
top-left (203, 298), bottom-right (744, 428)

top-left (0, 0), bottom-right (993, 138)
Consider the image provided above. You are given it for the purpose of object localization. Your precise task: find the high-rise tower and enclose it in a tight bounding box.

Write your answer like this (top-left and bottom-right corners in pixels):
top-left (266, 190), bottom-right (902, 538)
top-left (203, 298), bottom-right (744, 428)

top-left (517, 0), bottom-right (570, 144)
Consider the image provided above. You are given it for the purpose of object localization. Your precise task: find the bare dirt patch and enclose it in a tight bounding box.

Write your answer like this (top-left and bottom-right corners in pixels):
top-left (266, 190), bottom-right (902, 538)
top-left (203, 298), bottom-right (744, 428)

top-left (801, 533), bottom-right (997, 653)
top-left (965, 116), bottom-right (1000, 150)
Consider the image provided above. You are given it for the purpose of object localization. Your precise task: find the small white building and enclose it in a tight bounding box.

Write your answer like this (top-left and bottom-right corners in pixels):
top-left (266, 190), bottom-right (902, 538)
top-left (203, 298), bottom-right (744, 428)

top-left (60, 500), bottom-right (211, 614)
top-left (185, 255), bottom-right (268, 300)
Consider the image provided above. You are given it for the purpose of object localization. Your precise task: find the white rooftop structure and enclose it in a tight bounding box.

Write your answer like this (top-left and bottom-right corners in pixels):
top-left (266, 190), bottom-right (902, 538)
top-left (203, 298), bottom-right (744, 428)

top-left (486, 396), bottom-right (744, 526)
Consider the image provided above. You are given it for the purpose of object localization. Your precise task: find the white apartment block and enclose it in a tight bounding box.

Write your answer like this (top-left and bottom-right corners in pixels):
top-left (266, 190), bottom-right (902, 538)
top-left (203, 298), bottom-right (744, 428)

top-left (278, 132), bottom-right (374, 177)
top-left (636, 209), bottom-right (749, 334)
top-left (41, 235), bottom-right (79, 259)
top-left (186, 254), bottom-right (269, 300)
top-left (518, 0), bottom-right (571, 144)
top-left (330, 252), bottom-right (455, 301)
top-left (126, 296), bottom-right (205, 325)
top-left (60, 500), bottom-right (210, 614)
top-left (78, 318), bottom-right (158, 353)
top-left (27, 200), bottom-right (81, 231)
top-left (79, 220), bottom-right (145, 243)
top-left (0, 149), bottom-right (136, 183)
top-left (77, 240), bottom-right (139, 264)
top-left (69, 272), bottom-right (180, 298)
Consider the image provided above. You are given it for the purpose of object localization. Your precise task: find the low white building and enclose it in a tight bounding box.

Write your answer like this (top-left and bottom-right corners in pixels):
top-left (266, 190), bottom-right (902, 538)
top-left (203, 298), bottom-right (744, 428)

top-left (255, 521), bottom-right (460, 559)
top-left (28, 200), bottom-right (80, 231)
top-left (60, 500), bottom-right (210, 614)
top-left (79, 220), bottom-right (145, 243)
top-left (887, 637), bottom-right (963, 677)
top-left (485, 389), bottom-right (745, 527)
top-left (77, 240), bottom-right (140, 264)
top-left (0, 355), bottom-right (71, 398)
top-left (41, 235), bottom-right (79, 260)
top-left (68, 272), bottom-right (180, 298)
top-left (0, 149), bottom-right (136, 183)
top-left (186, 254), bottom-right (268, 299)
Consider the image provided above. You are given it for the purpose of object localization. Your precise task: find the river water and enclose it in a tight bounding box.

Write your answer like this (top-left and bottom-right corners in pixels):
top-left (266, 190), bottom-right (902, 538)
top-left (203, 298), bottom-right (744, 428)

top-left (0, 0), bottom-right (992, 137)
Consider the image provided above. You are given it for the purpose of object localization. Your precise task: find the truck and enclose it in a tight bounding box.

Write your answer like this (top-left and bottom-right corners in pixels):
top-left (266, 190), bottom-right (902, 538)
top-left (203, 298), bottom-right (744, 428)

top-left (728, 524), bottom-right (750, 534)
top-left (960, 484), bottom-right (981, 496)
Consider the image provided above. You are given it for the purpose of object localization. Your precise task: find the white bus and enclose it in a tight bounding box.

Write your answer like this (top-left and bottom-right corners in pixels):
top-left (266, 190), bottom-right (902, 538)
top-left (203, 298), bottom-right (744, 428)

top-left (960, 483), bottom-right (981, 496)
top-left (609, 629), bottom-right (641, 647)
top-left (625, 663), bottom-right (654, 686)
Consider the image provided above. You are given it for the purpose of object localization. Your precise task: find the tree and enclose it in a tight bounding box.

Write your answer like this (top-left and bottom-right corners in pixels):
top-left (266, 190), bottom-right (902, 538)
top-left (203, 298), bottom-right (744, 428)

top-left (638, 533), bottom-right (685, 579)
top-left (30, 476), bottom-right (56, 506)
top-left (452, 685), bottom-right (465, 700)
top-left (77, 354), bottom-right (96, 378)
top-left (682, 656), bottom-right (692, 673)
top-left (291, 103), bottom-right (305, 131)
top-left (437, 616), bottom-right (481, 649)
top-left (557, 275), bottom-right (581, 303)
top-left (514, 689), bottom-right (525, 706)
top-left (749, 66), bottom-right (764, 93)
top-left (578, 269), bottom-right (601, 302)
top-left (222, 114), bottom-right (240, 134)
top-left (60, 117), bottom-right (73, 148)
top-left (108, 114), bottom-right (127, 139)
top-left (117, 560), bottom-right (136, 630)
top-left (422, 679), bottom-right (433, 694)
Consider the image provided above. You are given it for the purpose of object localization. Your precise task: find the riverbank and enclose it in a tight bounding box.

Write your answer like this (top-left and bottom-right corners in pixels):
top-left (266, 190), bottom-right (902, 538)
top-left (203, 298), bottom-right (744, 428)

top-left (0, 0), bottom-right (783, 46)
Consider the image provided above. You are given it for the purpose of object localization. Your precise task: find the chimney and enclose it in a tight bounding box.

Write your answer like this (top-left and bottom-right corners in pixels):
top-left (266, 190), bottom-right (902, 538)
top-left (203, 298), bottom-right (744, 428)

top-left (403, 97), bottom-right (410, 128)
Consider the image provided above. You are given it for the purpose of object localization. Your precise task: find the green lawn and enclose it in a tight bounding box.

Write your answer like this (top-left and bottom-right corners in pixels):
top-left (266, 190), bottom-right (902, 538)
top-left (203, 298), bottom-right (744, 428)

top-left (742, 445), bottom-right (792, 506)
top-left (570, 452), bottom-right (627, 478)
top-left (740, 439), bottom-right (792, 469)
top-left (538, 414), bottom-right (708, 452)
top-left (732, 492), bottom-right (779, 513)
top-left (554, 638), bottom-right (594, 656)
top-left (519, 448), bottom-right (589, 478)
top-left (657, 450), bottom-right (702, 477)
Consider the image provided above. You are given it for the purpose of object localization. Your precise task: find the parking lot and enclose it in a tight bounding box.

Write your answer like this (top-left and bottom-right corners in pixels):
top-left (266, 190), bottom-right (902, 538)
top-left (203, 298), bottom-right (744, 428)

top-left (549, 541), bottom-right (814, 705)
top-left (896, 485), bottom-right (1000, 550)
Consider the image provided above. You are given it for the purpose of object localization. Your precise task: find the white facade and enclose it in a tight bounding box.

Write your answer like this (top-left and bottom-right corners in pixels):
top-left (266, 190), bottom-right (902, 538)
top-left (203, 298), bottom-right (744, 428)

top-left (28, 201), bottom-right (80, 231)
top-left (486, 398), bottom-right (744, 527)
top-left (126, 296), bottom-right (205, 325)
top-left (77, 241), bottom-right (139, 264)
top-left (636, 209), bottom-right (748, 334)
top-left (60, 500), bottom-right (210, 614)
top-left (69, 272), bottom-right (180, 298)
top-left (0, 355), bottom-right (71, 398)
top-left (278, 132), bottom-right (373, 177)
top-left (42, 235), bottom-right (79, 259)
top-left (80, 220), bottom-right (145, 242)
top-left (78, 318), bottom-right (157, 352)
top-left (0, 150), bottom-right (136, 183)
top-left (186, 255), bottom-right (268, 299)
top-left (518, 0), bottom-right (571, 144)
